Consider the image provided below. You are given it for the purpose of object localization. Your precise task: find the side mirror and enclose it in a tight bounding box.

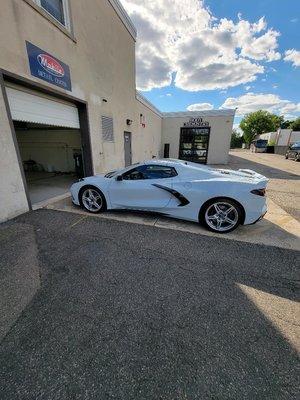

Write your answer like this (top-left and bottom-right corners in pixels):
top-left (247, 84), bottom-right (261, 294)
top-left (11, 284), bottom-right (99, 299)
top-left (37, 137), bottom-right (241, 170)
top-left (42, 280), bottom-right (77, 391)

top-left (116, 175), bottom-right (123, 181)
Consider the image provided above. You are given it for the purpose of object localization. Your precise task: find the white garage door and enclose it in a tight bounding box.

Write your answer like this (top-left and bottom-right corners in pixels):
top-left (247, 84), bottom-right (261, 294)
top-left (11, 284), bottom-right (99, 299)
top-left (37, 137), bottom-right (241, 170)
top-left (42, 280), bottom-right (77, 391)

top-left (6, 86), bottom-right (80, 129)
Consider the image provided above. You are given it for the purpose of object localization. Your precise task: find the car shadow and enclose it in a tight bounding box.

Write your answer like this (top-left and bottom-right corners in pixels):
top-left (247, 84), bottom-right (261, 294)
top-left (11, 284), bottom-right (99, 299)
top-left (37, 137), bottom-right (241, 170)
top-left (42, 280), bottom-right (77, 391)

top-left (0, 209), bottom-right (299, 399)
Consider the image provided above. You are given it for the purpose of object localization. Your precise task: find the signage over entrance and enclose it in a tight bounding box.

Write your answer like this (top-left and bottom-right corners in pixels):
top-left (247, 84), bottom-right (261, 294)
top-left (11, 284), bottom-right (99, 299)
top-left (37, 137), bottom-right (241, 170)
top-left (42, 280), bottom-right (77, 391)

top-left (183, 117), bottom-right (210, 127)
top-left (26, 41), bottom-right (72, 91)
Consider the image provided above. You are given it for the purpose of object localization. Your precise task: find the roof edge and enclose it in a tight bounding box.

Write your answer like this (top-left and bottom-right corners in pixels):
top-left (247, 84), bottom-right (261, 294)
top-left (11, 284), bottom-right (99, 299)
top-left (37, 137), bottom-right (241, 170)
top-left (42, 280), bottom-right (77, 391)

top-left (136, 91), bottom-right (162, 117)
top-left (162, 109), bottom-right (236, 118)
top-left (108, 0), bottom-right (137, 41)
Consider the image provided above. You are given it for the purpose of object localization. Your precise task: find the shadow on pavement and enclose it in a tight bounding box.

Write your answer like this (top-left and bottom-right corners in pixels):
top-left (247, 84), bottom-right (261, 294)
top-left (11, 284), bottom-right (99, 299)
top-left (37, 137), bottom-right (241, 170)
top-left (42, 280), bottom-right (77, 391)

top-left (219, 154), bottom-right (300, 180)
top-left (0, 209), bottom-right (299, 399)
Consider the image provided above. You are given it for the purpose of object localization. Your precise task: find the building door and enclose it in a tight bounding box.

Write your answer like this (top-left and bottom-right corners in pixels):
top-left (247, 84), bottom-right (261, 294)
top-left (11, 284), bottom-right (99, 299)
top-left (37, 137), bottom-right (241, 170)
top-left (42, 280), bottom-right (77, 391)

top-left (5, 84), bottom-right (92, 205)
top-left (164, 143), bottom-right (170, 158)
top-left (179, 127), bottom-right (210, 164)
top-left (124, 131), bottom-right (132, 167)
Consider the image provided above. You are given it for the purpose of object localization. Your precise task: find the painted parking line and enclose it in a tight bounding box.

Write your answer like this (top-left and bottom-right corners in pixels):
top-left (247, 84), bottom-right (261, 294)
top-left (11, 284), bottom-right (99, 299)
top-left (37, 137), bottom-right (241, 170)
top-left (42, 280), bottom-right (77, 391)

top-left (45, 196), bottom-right (300, 251)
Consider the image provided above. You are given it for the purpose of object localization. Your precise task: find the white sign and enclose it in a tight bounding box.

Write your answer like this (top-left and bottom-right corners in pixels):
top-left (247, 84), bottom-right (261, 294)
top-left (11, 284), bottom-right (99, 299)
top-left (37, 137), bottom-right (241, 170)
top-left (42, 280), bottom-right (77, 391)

top-left (183, 117), bottom-right (210, 127)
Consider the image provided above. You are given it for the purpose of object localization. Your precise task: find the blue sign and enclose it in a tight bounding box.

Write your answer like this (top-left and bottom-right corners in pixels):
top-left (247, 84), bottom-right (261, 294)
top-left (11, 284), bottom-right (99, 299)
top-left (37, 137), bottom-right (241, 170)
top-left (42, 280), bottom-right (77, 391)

top-left (26, 41), bottom-right (72, 91)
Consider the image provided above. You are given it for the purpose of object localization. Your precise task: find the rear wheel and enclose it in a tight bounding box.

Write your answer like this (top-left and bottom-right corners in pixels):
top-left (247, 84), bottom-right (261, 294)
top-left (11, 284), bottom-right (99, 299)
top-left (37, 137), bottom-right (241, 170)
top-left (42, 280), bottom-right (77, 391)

top-left (79, 186), bottom-right (106, 214)
top-left (200, 198), bottom-right (243, 233)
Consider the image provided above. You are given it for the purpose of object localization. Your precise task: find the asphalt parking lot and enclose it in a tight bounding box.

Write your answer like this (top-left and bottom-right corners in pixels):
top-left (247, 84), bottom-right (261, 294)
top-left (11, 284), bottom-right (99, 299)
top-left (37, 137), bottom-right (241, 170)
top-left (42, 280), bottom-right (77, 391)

top-left (223, 150), bottom-right (300, 222)
top-left (0, 209), bottom-right (299, 399)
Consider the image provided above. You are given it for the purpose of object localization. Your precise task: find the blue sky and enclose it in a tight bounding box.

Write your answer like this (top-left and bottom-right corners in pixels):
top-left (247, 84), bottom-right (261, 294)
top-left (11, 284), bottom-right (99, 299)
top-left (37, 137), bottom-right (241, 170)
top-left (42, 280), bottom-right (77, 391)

top-left (122, 0), bottom-right (300, 127)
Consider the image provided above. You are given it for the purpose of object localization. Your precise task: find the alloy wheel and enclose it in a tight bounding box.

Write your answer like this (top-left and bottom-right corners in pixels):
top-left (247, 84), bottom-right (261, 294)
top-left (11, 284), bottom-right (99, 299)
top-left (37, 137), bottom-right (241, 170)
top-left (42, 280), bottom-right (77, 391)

top-left (81, 188), bottom-right (103, 212)
top-left (205, 202), bottom-right (239, 232)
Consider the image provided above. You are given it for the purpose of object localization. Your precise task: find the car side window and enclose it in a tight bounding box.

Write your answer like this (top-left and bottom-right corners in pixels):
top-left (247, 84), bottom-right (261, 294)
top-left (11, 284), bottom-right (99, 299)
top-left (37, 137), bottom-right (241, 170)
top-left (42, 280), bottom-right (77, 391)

top-left (122, 166), bottom-right (146, 180)
top-left (143, 165), bottom-right (178, 179)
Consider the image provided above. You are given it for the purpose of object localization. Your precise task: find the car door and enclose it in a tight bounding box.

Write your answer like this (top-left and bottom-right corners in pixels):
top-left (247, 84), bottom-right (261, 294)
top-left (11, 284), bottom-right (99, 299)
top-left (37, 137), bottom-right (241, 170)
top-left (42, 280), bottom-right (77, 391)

top-left (108, 165), bottom-right (178, 210)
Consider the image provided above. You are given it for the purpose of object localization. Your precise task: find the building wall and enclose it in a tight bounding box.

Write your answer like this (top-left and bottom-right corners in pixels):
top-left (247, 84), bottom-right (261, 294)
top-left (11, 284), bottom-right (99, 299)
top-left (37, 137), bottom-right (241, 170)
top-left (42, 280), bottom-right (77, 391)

top-left (0, 0), bottom-right (137, 174)
top-left (161, 115), bottom-right (234, 165)
top-left (134, 100), bottom-right (162, 162)
top-left (16, 129), bottom-right (81, 172)
top-left (290, 131), bottom-right (300, 144)
top-left (276, 129), bottom-right (292, 146)
top-left (0, 1), bottom-right (235, 222)
top-left (0, 86), bottom-right (29, 222)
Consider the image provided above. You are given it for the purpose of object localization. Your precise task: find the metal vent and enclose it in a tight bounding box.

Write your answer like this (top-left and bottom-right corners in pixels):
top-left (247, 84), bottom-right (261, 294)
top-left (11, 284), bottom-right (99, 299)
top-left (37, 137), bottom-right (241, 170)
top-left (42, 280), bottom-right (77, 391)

top-left (101, 116), bottom-right (114, 142)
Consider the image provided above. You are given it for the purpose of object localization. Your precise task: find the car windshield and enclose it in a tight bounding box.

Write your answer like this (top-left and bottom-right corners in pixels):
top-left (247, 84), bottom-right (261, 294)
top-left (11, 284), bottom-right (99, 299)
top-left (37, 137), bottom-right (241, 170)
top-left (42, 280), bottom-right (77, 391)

top-left (105, 171), bottom-right (117, 178)
top-left (104, 163), bottom-right (140, 178)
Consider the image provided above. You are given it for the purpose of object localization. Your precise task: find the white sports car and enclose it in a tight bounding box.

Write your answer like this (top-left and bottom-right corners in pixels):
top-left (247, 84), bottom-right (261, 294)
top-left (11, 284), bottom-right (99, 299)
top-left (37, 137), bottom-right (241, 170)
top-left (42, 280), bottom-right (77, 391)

top-left (70, 159), bottom-right (268, 233)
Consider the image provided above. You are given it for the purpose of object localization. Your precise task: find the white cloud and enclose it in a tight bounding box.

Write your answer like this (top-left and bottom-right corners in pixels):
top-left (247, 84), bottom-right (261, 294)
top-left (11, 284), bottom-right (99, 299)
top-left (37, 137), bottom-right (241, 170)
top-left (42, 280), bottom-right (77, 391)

top-left (159, 93), bottom-right (172, 98)
top-left (284, 49), bottom-right (300, 67)
top-left (221, 93), bottom-right (300, 117)
top-left (187, 102), bottom-right (214, 111)
top-left (245, 86), bottom-right (251, 91)
top-left (233, 123), bottom-right (243, 134)
top-left (122, 0), bottom-right (280, 91)
top-left (238, 19), bottom-right (281, 61)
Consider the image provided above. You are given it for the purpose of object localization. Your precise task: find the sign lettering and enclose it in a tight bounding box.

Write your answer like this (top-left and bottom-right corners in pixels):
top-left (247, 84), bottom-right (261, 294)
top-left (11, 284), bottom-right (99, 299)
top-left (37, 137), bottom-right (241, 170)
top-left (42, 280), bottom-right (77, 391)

top-left (26, 41), bottom-right (72, 91)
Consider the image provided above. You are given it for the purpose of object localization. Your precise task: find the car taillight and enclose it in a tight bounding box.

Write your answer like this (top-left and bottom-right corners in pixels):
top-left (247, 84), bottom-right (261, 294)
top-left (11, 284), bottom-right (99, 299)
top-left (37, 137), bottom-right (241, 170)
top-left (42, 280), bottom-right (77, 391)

top-left (251, 188), bottom-right (266, 197)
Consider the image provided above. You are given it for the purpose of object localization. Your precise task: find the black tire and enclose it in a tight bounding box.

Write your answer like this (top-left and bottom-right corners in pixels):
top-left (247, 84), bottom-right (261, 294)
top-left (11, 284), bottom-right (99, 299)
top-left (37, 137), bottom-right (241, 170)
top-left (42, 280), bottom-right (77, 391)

top-left (296, 153), bottom-right (300, 162)
top-left (79, 186), bottom-right (107, 214)
top-left (199, 197), bottom-right (243, 234)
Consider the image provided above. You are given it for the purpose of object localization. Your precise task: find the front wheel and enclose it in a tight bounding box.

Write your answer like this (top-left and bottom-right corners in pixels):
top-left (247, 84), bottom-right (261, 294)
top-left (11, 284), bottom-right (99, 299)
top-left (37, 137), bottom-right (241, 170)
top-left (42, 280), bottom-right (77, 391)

top-left (200, 198), bottom-right (243, 233)
top-left (79, 186), bottom-right (106, 214)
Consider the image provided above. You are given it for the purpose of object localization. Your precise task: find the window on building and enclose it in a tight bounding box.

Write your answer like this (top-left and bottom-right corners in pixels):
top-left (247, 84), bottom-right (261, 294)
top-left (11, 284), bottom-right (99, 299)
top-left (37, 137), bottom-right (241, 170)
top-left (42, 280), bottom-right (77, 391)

top-left (34, 0), bottom-right (71, 29)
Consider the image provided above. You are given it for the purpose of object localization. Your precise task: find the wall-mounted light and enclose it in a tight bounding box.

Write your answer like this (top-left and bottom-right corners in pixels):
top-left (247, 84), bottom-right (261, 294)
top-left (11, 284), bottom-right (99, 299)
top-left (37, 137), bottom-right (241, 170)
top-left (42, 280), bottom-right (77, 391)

top-left (102, 98), bottom-right (108, 103)
top-left (126, 119), bottom-right (133, 126)
top-left (140, 113), bottom-right (146, 128)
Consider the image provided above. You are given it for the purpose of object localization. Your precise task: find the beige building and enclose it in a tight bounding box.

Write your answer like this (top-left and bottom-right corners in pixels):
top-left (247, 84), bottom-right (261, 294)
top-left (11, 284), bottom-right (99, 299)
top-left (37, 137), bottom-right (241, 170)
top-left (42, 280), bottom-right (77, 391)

top-left (0, 0), bottom-right (234, 223)
top-left (161, 110), bottom-right (235, 165)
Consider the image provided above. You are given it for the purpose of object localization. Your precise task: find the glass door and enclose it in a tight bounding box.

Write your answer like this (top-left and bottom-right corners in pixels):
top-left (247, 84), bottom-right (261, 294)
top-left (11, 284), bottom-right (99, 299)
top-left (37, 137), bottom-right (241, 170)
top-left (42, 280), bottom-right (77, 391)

top-left (179, 127), bottom-right (210, 164)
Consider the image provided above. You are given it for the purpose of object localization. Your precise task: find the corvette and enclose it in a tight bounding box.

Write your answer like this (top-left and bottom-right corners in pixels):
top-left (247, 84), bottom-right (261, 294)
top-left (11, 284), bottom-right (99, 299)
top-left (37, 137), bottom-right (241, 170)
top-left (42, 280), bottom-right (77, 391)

top-left (70, 159), bottom-right (268, 233)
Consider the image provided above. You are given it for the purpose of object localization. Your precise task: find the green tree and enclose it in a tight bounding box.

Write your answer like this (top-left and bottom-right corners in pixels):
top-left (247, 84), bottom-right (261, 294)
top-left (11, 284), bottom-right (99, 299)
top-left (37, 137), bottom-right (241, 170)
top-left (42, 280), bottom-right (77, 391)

top-left (240, 110), bottom-right (283, 144)
top-left (281, 120), bottom-right (293, 129)
top-left (290, 117), bottom-right (300, 131)
top-left (230, 129), bottom-right (243, 148)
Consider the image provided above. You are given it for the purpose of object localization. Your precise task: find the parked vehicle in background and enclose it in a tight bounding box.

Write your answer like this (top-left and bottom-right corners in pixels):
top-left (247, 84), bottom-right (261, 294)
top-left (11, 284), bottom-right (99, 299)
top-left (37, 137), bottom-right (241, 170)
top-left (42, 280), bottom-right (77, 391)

top-left (285, 142), bottom-right (300, 161)
top-left (250, 139), bottom-right (268, 153)
top-left (70, 159), bottom-right (268, 234)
